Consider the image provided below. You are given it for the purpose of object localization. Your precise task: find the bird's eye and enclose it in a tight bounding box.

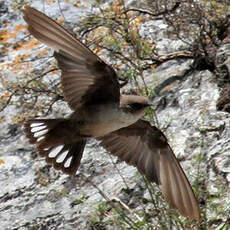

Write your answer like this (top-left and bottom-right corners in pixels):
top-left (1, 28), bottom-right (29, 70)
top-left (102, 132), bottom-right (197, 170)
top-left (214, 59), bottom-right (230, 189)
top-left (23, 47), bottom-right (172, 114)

top-left (129, 103), bottom-right (146, 110)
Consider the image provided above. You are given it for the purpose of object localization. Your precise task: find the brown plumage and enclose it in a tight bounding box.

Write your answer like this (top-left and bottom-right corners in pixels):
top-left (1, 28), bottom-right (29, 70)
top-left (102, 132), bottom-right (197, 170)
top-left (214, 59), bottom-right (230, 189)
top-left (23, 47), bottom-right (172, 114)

top-left (22, 6), bottom-right (200, 220)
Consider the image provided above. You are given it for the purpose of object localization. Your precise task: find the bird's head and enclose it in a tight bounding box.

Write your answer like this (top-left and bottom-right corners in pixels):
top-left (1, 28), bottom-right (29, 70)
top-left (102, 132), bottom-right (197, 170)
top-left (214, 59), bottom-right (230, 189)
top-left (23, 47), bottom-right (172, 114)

top-left (120, 95), bottom-right (153, 118)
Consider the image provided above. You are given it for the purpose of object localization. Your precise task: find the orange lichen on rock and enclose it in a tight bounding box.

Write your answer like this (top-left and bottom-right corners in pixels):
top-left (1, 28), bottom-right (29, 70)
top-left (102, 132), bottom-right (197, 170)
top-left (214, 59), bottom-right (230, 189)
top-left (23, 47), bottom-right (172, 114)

top-left (15, 39), bottom-right (40, 51)
top-left (21, 39), bottom-right (40, 50)
top-left (14, 24), bottom-right (28, 31)
top-left (57, 18), bottom-right (64, 25)
top-left (3, 92), bottom-right (10, 99)
top-left (0, 30), bottom-right (17, 43)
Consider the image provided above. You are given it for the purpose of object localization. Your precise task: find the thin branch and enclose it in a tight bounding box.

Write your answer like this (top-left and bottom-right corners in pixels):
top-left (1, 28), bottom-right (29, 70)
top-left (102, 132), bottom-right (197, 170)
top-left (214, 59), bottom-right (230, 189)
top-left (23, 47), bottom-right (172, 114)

top-left (0, 91), bottom-right (15, 112)
top-left (26, 68), bottom-right (59, 85)
top-left (124, 2), bottom-right (181, 17)
top-left (57, 0), bottom-right (66, 20)
top-left (79, 173), bottom-right (139, 229)
top-left (107, 154), bottom-right (129, 189)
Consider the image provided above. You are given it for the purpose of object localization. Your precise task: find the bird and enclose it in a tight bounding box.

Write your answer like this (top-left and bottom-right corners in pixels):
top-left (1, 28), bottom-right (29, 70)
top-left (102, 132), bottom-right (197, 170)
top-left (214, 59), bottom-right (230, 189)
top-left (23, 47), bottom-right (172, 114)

top-left (22, 6), bottom-right (200, 220)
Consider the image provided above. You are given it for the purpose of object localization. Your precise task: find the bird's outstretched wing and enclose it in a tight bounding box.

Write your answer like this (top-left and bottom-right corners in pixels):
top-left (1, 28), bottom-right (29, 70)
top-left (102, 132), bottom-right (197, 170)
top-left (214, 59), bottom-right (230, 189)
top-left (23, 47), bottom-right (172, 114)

top-left (23, 6), bottom-right (120, 109)
top-left (98, 120), bottom-right (200, 220)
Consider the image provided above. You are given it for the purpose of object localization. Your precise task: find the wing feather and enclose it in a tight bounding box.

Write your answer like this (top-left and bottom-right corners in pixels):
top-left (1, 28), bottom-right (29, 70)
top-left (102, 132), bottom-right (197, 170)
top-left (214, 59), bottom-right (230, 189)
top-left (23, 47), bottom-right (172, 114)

top-left (23, 6), bottom-right (120, 110)
top-left (98, 120), bottom-right (200, 220)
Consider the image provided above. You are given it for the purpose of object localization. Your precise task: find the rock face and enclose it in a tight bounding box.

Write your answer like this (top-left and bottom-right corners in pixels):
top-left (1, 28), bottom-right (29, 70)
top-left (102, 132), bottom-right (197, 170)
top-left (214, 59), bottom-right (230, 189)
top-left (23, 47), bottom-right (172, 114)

top-left (0, 1), bottom-right (230, 229)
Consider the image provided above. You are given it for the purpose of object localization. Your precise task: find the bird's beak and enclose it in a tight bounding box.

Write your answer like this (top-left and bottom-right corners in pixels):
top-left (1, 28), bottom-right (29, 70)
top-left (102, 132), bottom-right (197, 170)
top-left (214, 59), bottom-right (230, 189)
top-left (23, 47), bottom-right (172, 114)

top-left (146, 102), bottom-right (154, 107)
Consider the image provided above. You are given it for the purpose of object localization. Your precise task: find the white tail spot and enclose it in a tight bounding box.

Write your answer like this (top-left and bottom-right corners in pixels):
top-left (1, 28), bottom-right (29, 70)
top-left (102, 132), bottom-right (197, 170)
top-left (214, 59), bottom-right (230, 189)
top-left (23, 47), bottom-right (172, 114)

top-left (37, 136), bottom-right (45, 142)
top-left (64, 156), bottom-right (72, 168)
top-left (31, 125), bottom-right (47, 132)
top-left (30, 122), bottom-right (44, 128)
top-left (48, 145), bottom-right (63, 158)
top-left (56, 150), bottom-right (69, 163)
top-left (34, 129), bottom-right (48, 138)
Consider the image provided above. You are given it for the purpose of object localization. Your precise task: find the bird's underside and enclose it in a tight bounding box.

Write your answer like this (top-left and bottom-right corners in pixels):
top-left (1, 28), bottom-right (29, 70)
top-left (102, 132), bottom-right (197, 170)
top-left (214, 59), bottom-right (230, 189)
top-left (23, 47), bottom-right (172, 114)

top-left (22, 6), bottom-right (201, 221)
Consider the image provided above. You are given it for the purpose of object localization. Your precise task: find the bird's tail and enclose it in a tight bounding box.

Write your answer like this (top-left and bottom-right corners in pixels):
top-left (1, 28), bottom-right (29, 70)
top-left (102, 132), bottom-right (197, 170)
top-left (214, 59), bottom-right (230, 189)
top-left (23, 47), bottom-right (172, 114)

top-left (24, 119), bottom-right (86, 175)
